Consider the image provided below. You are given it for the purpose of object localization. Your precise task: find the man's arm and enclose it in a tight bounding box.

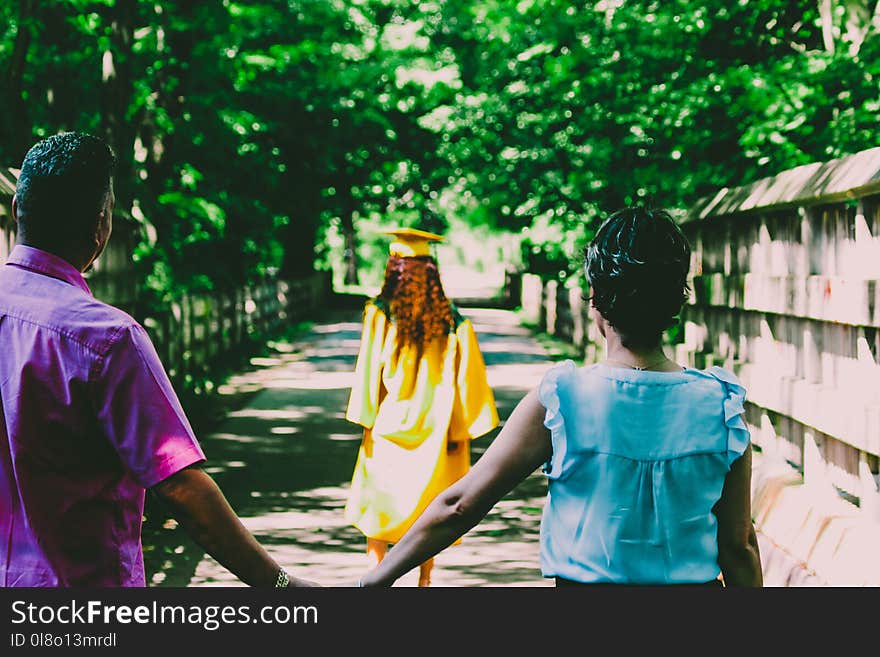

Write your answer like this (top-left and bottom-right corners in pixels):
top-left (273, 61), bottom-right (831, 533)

top-left (94, 324), bottom-right (317, 587)
top-left (151, 466), bottom-right (318, 587)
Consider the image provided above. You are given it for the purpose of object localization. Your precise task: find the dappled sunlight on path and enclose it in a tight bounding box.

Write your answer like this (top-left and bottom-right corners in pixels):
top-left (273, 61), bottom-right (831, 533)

top-left (144, 306), bottom-right (557, 587)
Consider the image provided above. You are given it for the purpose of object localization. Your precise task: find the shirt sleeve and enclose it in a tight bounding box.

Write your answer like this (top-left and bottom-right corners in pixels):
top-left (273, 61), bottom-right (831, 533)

top-left (92, 323), bottom-right (206, 488)
top-left (536, 360), bottom-right (576, 478)
top-left (448, 318), bottom-right (499, 441)
top-left (345, 302), bottom-right (387, 429)
top-left (707, 366), bottom-right (752, 467)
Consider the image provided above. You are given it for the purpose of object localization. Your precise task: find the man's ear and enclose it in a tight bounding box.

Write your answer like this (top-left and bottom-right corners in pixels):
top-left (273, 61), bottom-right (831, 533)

top-left (94, 205), bottom-right (113, 247)
top-left (11, 194), bottom-right (19, 225)
top-left (94, 211), bottom-right (106, 243)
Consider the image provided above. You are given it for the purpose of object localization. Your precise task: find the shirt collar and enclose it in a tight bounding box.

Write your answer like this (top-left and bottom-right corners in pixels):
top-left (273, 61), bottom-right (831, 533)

top-left (5, 244), bottom-right (92, 295)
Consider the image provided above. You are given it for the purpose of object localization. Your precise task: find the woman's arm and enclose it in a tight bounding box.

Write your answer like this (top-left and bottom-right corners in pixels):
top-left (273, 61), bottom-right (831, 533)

top-left (359, 388), bottom-right (552, 587)
top-left (713, 444), bottom-right (763, 586)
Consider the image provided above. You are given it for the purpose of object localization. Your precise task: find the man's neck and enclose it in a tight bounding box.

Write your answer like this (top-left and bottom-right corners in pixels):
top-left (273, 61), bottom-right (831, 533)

top-left (17, 239), bottom-right (90, 273)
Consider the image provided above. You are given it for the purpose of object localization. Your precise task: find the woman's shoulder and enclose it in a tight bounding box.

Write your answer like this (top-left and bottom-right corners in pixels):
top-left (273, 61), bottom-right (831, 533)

top-left (701, 365), bottom-right (744, 387)
top-left (366, 296), bottom-right (389, 314)
top-left (448, 302), bottom-right (465, 330)
top-left (688, 365), bottom-right (747, 397)
top-left (539, 363), bottom-right (746, 419)
top-left (540, 359), bottom-right (581, 385)
top-left (537, 360), bottom-right (595, 408)
top-left (538, 361), bottom-right (747, 395)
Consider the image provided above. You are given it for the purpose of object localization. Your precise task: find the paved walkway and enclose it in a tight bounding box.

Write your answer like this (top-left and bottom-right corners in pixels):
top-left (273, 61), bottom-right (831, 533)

top-left (143, 305), bottom-right (559, 587)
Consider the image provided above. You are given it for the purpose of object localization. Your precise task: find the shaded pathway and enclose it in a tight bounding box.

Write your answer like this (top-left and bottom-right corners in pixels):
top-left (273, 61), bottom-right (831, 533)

top-left (144, 306), bottom-right (557, 587)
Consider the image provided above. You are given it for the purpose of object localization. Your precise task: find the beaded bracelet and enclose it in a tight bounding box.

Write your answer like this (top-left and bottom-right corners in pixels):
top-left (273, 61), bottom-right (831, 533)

top-left (275, 568), bottom-right (290, 588)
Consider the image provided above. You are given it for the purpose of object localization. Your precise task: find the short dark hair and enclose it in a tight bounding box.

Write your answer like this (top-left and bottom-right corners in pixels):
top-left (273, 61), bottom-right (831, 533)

top-left (15, 132), bottom-right (116, 247)
top-left (585, 206), bottom-right (691, 349)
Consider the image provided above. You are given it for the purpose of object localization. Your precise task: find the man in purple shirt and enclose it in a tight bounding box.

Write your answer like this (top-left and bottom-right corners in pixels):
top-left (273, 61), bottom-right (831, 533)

top-left (0, 132), bottom-right (314, 587)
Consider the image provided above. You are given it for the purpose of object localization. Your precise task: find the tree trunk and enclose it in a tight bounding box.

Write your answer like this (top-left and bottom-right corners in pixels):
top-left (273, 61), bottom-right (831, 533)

top-left (341, 204), bottom-right (359, 287)
top-left (145, 2), bottom-right (194, 186)
top-left (280, 174), bottom-right (321, 279)
top-left (136, 0), bottom-right (196, 251)
top-left (842, 0), bottom-right (876, 54)
top-left (819, 0), bottom-right (878, 55)
top-left (4, 0), bottom-right (35, 161)
top-left (100, 0), bottom-right (137, 215)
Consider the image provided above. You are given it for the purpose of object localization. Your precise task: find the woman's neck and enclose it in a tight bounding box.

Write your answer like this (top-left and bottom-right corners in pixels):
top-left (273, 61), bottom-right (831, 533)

top-left (604, 335), bottom-right (679, 372)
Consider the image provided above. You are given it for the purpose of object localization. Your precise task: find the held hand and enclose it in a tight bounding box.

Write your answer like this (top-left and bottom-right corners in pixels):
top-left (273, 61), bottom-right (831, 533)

top-left (356, 574), bottom-right (377, 588)
top-left (288, 576), bottom-right (322, 587)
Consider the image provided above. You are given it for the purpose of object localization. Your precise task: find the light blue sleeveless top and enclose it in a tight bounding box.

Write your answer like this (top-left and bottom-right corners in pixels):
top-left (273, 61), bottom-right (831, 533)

top-left (537, 361), bottom-right (750, 584)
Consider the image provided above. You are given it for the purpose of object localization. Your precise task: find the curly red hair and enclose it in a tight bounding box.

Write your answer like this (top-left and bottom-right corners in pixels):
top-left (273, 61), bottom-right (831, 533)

top-left (379, 255), bottom-right (454, 352)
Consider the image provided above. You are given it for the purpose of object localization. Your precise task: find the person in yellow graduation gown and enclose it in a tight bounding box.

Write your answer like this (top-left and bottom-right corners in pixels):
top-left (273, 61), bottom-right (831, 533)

top-left (344, 228), bottom-right (499, 587)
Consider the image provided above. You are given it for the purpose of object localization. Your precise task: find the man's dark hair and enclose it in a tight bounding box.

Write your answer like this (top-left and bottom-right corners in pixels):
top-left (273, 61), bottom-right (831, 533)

top-left (585, 206), bottom-right (691, 349)
top-left (15, 132), bottom-right (116, 248)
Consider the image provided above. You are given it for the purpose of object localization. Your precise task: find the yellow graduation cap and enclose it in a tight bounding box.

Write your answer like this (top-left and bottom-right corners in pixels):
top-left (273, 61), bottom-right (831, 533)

top-left (383, 227), bottom-right (444, 257)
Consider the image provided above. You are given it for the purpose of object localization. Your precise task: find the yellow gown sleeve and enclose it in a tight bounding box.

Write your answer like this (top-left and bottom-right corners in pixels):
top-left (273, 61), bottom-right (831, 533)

top-left (346, 302), bottom-right (387, 429)
top-left (450, 318), bottom-right (499, 441)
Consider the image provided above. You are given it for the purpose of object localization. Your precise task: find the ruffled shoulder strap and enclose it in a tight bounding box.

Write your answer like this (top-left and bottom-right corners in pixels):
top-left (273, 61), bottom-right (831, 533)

top-left (705, 366), bottom-right (751, 467)
top-left (536, 359), bottom-right (577, 478)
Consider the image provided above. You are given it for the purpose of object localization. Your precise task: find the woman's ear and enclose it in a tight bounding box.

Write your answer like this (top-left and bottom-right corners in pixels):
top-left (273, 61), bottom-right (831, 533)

top-left (590, 306), bottom-right (608, 339)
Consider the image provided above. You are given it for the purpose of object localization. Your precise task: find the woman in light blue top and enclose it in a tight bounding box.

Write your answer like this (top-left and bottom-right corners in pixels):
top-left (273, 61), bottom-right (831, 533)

top-left (358, 206), bottom-right (763, 587)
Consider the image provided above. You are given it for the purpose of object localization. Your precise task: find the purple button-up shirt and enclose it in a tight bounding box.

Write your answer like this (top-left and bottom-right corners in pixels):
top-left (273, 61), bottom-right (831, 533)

top-left (0, 245), bottom-right (205, 586)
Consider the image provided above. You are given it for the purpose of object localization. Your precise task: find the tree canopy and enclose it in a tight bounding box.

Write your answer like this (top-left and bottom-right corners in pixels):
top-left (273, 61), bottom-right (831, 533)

top-left (2, 0), bottom-right (878, 294)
